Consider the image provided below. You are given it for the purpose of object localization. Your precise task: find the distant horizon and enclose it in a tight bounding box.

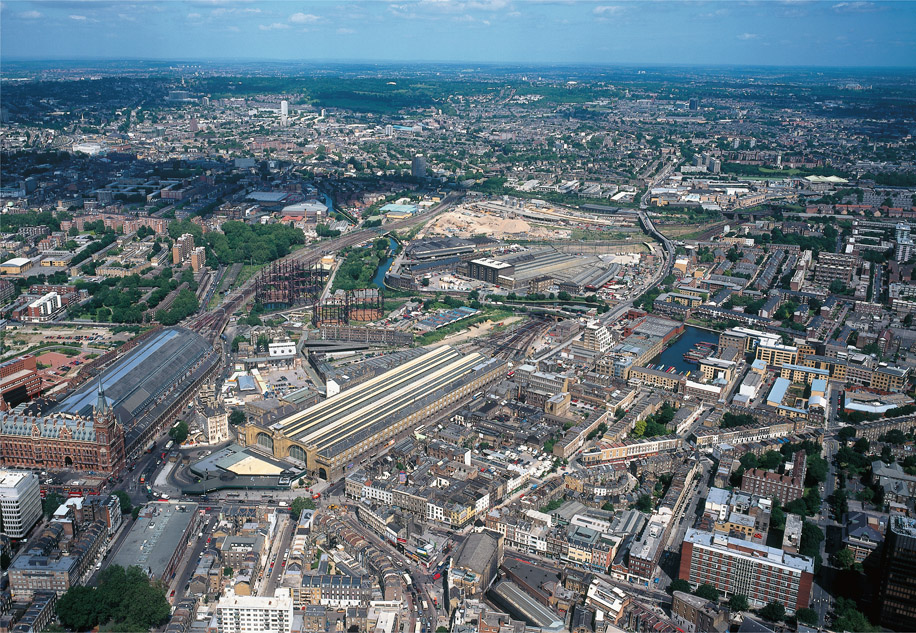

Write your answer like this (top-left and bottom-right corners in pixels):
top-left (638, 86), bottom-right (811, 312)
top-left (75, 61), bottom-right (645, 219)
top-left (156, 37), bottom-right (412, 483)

top-left (2, 0), bottom-right (915, 69)
top-left (3, 57), bottom-right (915, 72)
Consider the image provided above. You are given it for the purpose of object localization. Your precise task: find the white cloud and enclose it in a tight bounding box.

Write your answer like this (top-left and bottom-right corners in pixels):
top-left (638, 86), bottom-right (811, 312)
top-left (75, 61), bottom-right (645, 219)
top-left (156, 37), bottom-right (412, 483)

top-left (187, 12), bottom-right (202, 19)
top-left (260, 22), bottom-right (290, 30)
top-left (337, 27), bottom-right (355, 34)
top-left (289, 12), bottom-right (320, 23)
top-left (832, 1), bottom-right (881, 12)
top-left (593, 5), bottom-right (624, 16)
top-left (18, 9), bottom-right (42, 18)
top-left (225, 25), bottom-right (240, 32)
top-left (69, 14), bottom-right (86, 20)
top-left (738, 32), bottom-right (759, 40)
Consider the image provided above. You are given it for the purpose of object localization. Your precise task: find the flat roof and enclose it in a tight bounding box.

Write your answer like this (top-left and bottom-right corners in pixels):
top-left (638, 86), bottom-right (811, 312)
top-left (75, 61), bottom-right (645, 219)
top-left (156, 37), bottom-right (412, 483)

top-left (1, 258), bottom-right (30, 266)
top-left (110, 502), bottom-right (198, 579)
top-left (471, 257), bottom-right (513, 269)
top-left (685, 527), bottom-right (814, 574)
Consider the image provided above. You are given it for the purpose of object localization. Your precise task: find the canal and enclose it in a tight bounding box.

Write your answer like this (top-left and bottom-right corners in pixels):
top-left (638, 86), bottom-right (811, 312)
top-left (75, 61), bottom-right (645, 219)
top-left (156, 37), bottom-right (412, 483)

top-left (372, 237), bottom-right (397, 289)
top-left (652, 325), bottom-right (719, 374)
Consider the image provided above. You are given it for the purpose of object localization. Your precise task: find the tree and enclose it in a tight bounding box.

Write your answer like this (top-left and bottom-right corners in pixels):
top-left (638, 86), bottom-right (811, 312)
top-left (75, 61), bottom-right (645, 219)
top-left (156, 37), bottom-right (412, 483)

top-left (229, 409), bottom-right (246, 426)
top-left (667, 578), bottom-right (691, 595)
top-left (800, 521), bottom-right (825, 559)
top-left (0, 552), bottom-right (10, 570)
top-left (42, 491), bottom-right (63, 517)
top-left (770, 502), bottom-right (786, 530)
top-left (795, 607), bottom-right (819, 626)
top-left (729, 594), bottom-right (749, 612)
top-left (113, 490), bottom-right (132, 515)
top-left (853, 438), bottom-right (870, 454)
top-left (833, 597), bottom-right (878, 632)
top-left (169, 421), bottom-right (189, 445)
top-left (56, 564), bottom-right (170, 632)
top-left (832, 547), bottom-right (856, 570)
top-left (759, 601), bottom-right (786, 622)
top-left (290, 496), bottom-right (316, 520)
top-left (224, 566), bottom-right (233, 577)
top-left (634, 494), bottom-right (653, 513)
top-left (838, 426), bottom-right (857, 443)
top-left (694, 584), bottom-right (720, 601)
top-left (602, 501), bottom-right (615, 512)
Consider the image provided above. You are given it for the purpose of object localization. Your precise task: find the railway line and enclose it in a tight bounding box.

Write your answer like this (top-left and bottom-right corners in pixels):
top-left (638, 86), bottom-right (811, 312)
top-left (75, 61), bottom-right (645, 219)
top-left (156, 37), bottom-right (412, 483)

top-left (484, 316), bottom-right (550, 361)
top-left (186, 192), bottom-right (461, 341)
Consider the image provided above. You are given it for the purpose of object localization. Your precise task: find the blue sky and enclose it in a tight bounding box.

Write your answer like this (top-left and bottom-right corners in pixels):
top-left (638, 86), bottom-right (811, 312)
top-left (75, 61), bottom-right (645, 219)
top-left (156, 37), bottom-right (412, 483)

top-left (1, 0), bottom-right (914, 67)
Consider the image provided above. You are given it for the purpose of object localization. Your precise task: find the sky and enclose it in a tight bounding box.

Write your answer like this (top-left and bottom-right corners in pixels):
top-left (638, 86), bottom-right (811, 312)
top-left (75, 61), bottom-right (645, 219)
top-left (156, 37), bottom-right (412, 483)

top-left (1, 0), bottom-right (914, 67)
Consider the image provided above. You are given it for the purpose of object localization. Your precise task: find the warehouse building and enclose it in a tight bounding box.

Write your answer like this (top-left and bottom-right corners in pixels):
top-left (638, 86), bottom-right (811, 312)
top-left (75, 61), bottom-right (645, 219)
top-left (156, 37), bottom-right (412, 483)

top-left (244, 346), bottom-right (506, 481)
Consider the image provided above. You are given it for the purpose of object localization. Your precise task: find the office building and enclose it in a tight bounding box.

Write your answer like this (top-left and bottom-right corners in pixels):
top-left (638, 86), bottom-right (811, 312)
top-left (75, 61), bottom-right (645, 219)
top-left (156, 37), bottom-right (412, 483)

top-left (0, 470), bottom-right (41, 539)
top-left (280, 100), bottom-right (288, 126)
top-left (671, 591), bottom-right (728, 633)
top-left (467, 258), bottom-right (514, 284)
top-left (878, 516), bottom-right (916, 632)
top-left (680, 528), bottom-right (814, 613)
top-left (9, 520), bottom-right (106, 599)
top-left (215, 592), bottom-right (294, 633)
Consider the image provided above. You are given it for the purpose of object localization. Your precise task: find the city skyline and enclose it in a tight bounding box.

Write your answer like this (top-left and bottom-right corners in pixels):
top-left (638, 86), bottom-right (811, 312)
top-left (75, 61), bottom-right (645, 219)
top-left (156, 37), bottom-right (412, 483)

top-left (1, 0), bottom-right (915, 68)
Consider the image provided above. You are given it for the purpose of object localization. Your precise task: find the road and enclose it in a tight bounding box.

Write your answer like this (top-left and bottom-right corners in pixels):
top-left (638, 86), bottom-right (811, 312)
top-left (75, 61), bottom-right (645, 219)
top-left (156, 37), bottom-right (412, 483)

top-left (260, 514), bottom-right (295, 596)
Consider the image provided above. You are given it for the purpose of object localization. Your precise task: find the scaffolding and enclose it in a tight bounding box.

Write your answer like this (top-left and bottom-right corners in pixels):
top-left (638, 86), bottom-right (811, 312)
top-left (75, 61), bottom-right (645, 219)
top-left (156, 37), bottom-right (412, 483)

top-left (254, 261), bottom-right (328, 309)
top-left (313, 288), bottom-right (385, 326)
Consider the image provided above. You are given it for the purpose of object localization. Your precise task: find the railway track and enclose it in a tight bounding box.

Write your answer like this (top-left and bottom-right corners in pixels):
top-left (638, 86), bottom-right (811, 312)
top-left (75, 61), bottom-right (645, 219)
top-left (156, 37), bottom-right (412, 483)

top-left (486, 316), bottom-right (549, 361)
top-left (186, 193), bottom-right (461, 341)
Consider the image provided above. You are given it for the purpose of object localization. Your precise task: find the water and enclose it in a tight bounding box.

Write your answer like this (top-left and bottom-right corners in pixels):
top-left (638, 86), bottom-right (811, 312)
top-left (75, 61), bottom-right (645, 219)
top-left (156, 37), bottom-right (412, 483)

top-left (322, 192), bottom-right (337, 218)
top-left (653, 325), bottom-right (719, 374)
top-left (372, 237), bottom-right (397, 289)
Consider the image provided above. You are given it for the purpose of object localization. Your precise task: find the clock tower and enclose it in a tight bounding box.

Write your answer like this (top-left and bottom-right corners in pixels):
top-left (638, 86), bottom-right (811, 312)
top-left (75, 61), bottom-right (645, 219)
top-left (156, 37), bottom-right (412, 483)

top-left (93, 380), bottom-right (126, 475)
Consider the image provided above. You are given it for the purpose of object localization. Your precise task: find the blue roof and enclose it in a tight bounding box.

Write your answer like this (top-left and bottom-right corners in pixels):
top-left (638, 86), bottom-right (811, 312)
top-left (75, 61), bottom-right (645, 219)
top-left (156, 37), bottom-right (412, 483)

top-left (783, 363), bottom-right (829, 376)
top-left (811, 378), bottom-right (827, 392)
top-left (381, 203), bottom-right (418, 214)
top-left (238, 376), bottom-right (257, 391)
top-left (768, 377), bottom-right (791, 405)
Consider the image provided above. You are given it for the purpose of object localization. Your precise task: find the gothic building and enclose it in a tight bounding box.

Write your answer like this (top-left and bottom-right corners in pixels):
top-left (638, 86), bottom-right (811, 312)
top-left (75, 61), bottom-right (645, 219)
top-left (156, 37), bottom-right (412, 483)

top-left (0, 382), bottom-right (126, 476)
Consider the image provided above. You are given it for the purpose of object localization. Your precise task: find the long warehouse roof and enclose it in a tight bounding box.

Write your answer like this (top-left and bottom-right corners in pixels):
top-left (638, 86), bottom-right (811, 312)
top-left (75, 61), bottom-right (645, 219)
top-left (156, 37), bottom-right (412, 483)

top-left (275, 346), bottom-right (487, 452)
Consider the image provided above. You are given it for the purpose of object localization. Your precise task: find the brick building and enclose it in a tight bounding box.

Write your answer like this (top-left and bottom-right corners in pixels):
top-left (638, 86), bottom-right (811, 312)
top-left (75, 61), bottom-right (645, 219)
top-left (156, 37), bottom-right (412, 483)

top-left (739, 450), bottom-right (806, 505)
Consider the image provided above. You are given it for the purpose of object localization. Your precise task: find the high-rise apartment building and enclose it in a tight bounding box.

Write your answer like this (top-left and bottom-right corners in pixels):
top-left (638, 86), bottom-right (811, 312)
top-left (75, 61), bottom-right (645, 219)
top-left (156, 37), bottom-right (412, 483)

top-left (0, 470), bottom-right (41, 539)
top-left (191, 246), bottom-right (206, 272)
top-left (172, 233), bottom-right (195, 265)
top-left (411, 154), bottom-right (427, 178)
top-left (814, 252), bottom-right (857, 286)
